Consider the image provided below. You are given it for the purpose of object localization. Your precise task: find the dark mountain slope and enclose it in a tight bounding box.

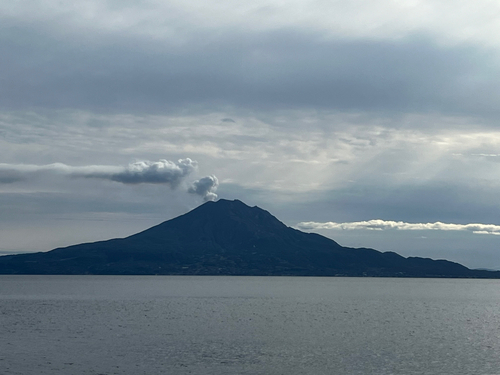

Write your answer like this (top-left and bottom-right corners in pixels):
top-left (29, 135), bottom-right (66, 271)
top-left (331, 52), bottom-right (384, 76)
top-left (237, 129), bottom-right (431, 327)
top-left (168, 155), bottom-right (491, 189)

top-left (0, 199), bottom-right (498, 277)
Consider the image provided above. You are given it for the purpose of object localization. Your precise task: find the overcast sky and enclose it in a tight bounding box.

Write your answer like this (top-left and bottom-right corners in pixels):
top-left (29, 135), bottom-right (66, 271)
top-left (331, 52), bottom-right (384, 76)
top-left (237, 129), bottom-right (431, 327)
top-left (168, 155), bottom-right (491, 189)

top-left (2, 0), bottom-right (500, 269)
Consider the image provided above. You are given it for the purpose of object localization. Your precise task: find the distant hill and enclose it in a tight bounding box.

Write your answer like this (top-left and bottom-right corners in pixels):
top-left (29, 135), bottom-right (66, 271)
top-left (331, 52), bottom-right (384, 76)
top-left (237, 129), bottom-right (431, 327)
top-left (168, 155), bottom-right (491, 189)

top-left (0, 199), bottom-right (499, 277)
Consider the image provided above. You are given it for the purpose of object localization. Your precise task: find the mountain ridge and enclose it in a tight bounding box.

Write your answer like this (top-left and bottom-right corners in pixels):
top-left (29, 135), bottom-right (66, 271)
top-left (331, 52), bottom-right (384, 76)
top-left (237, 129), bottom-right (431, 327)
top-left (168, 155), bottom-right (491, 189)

top-left (1, 199), bottom-right (498, 278)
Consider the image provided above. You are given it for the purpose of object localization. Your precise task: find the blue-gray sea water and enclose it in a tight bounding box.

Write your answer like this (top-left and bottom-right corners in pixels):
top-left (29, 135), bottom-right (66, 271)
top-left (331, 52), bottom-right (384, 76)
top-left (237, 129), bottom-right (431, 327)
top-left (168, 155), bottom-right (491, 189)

top-left (1, 276), bottom-right (500, 375)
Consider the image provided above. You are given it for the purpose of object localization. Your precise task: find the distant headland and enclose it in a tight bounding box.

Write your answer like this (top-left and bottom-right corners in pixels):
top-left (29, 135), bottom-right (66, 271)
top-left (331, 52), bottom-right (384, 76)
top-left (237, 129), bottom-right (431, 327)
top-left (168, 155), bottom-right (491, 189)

top-left (0, 199), bottom-right (499, 278)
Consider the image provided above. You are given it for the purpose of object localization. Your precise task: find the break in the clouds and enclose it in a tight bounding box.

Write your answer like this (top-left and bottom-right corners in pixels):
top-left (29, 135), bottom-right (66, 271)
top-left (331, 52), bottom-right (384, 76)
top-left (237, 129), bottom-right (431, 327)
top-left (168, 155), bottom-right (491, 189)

top-left (0, 158), bottom-right (204, 188)
top-left (297, 220), bottom-right (500, 236)
top-left (188, 175), bottom-right (219, 201)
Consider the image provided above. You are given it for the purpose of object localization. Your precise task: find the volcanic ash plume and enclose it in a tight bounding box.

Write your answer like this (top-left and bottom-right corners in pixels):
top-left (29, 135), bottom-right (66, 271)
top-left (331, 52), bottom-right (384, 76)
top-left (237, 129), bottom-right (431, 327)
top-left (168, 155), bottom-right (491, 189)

top-left (188, 175), bottom-right (219, 201)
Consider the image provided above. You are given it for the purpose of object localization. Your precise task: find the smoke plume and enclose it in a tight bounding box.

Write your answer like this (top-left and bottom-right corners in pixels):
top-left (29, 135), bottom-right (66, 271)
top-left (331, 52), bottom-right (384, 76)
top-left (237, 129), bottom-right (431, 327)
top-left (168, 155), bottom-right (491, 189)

top-left (188, 175), bottom-right (219, 201)
top-left (81, 159), bottom-right (197, 186)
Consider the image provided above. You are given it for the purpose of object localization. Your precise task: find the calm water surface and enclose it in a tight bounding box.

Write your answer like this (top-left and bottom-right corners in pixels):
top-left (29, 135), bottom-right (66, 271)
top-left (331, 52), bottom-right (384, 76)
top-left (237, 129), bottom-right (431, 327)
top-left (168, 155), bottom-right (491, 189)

top-left (1, 276), bottom-right (500, 375)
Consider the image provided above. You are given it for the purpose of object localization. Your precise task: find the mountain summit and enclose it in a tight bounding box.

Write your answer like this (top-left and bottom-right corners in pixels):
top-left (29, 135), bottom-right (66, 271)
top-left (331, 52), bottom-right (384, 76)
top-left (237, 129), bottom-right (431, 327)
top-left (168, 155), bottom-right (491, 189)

top-left (0, 199), bottom-right (498, 277)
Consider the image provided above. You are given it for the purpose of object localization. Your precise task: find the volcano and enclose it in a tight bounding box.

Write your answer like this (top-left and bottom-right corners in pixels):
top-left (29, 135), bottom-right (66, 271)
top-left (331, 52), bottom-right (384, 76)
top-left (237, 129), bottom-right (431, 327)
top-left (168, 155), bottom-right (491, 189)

top-left (0, 199), bottom-right (498, 277)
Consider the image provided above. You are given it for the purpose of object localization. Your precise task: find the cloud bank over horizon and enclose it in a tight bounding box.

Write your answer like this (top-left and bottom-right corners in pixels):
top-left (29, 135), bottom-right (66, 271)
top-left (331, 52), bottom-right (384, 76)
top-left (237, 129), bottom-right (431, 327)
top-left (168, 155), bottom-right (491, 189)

top-left (298, 220), bottom-right (500, 236)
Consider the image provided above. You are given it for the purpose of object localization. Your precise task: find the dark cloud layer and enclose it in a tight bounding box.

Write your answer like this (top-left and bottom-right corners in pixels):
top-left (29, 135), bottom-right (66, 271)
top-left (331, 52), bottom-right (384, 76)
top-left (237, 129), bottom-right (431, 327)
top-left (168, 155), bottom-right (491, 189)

top-left (0, 170), bottom-right (24, 184)
top-left (1, 24), bottom-right (499, 119)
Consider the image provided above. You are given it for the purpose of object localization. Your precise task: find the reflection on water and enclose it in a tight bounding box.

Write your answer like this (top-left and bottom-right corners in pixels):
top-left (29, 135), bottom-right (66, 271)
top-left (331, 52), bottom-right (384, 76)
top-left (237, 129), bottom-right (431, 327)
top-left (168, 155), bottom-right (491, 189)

top-left (1, 276), bottom-right (500, 375)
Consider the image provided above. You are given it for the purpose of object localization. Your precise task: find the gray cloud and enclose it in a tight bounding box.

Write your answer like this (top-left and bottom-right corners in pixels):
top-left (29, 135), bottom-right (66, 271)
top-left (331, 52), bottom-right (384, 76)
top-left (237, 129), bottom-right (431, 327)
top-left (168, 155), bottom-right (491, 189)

top-left (0, 158), bottom-right (198, 187)
top-left (188, 175), bottom-right (219, 201)
top-left (297, 219), bottom-right (500, 236)
top-left (0, 170), bottom-right (25, 183)
top-left (1, 24), bottom-right (499, 120)
top-left (85, 159), bottom-right (197, 185)
top-left (292, 181), bottom-right (500, 226)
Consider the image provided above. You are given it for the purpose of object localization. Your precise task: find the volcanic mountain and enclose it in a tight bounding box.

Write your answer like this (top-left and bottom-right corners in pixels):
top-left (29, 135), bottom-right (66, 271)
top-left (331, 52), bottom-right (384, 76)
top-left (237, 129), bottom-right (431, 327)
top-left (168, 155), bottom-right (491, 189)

top-left (0, 199), bottom-right (498, 277)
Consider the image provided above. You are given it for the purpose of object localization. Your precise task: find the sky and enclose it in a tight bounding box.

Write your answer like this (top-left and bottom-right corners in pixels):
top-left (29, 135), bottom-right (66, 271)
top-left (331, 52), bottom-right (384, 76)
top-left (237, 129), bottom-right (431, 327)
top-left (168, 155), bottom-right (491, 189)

top-left (1, 0), bottom-right (500, 269)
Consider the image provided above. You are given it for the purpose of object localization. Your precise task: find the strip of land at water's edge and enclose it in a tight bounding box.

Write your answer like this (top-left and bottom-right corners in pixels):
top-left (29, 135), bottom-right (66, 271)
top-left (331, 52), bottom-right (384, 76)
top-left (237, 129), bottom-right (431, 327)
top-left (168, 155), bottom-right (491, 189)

top-left (1, 199), bottom-right (499, 278)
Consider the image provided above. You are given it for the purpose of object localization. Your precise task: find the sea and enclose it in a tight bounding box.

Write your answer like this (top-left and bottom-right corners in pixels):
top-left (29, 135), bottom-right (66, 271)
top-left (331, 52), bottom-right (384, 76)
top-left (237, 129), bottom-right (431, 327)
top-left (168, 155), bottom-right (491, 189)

top-left (1, 276), bottom-right (500, 375)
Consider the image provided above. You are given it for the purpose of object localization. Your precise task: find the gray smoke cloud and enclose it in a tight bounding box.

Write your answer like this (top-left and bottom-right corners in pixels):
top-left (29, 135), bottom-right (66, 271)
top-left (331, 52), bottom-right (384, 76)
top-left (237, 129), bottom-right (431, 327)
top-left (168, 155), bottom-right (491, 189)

top-left (82, 158), bottom-right (197, 186)
top-left (0, 158), bottom-right (198, 188)
top-left (188, 175), bottom-right (219, 201)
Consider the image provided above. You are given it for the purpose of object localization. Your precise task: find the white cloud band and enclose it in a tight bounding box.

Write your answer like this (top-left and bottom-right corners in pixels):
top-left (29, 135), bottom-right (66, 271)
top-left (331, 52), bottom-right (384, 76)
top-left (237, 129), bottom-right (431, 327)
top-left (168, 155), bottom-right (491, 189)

top-left (297, 219), bottom-right (500, 236)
